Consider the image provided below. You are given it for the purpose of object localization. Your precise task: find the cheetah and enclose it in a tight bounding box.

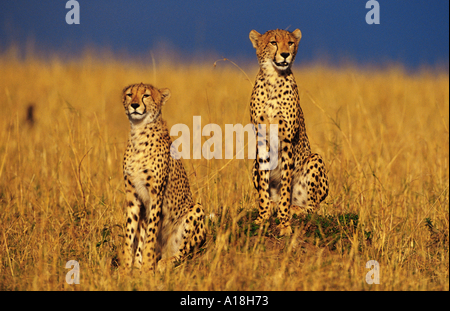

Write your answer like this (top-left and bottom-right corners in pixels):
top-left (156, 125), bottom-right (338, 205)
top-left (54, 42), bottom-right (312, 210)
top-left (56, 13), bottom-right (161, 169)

top-left (249, 29), bottom-right (329, 236)
top-left (121, 83), bottom-right (206, 271)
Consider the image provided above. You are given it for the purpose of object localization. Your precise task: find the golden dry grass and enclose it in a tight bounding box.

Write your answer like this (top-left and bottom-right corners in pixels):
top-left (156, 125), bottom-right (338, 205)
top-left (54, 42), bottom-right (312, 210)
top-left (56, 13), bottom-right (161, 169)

top-left (0, 48), bottom-right (448, 291)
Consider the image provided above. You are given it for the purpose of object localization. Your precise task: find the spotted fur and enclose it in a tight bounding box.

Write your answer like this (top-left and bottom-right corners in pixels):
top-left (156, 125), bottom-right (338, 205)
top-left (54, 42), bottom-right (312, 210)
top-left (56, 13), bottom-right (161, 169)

top-left (121, 83), bottom-right (206, 271)
top-left (249, 29), bottom-right (329, 236)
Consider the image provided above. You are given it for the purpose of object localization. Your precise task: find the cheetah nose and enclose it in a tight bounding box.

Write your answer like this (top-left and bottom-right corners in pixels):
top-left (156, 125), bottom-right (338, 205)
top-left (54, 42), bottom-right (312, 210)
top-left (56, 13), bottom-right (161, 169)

top-left (131, 103), bottom-right (140, 109)
top-left (280, 52), bottom-right (290, 59)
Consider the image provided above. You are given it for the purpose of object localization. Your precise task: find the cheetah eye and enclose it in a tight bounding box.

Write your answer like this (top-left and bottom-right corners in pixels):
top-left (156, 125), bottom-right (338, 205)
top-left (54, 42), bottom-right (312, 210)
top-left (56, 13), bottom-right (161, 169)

top-left (270, 41), bottom-right (277, 46)
top-left (288, 41), bottom-right (294, 46)
top-left (126, 93), bottom-right (133, 97)
top-left (143, 94), bottom-right (150, 98)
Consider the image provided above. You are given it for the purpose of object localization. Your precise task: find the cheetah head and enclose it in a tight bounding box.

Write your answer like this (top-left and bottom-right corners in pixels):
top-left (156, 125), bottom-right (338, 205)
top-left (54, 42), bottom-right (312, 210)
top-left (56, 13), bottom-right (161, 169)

top-left (122, 83), bottom-right (171, 124)
top-left (249, 28), bottom-right (302, 72)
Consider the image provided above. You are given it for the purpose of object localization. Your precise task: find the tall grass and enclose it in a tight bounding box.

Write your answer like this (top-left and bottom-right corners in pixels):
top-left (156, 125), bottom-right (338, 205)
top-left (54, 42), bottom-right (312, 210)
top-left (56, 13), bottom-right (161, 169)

top-left (0, 48), bottom-right (448, 290)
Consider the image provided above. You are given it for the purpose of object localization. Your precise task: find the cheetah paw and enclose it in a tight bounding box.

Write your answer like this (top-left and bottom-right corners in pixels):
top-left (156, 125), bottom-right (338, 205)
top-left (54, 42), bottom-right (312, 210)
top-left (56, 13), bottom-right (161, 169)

top-left (133, 261), bottom-right (142, 269)
top-left (278, 225), bottom-right (292, 237)
top-left (254, 216), bottom-right (268, 225)
top-left (291, 205), bottom-right (302, 217)
top-left (157, 258), bottom-right (174, 273)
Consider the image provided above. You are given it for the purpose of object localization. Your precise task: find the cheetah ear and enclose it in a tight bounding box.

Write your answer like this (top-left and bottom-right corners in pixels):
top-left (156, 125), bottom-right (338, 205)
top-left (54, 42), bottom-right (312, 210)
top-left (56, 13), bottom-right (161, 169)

top-left (122, 85), bottom-right (132, 95)
top-left (292, 29), bottom-right (302, 43)
top-left (249, 30), bottom-right (261, 49)
top-left (159, 88), bottom-right (171, 106)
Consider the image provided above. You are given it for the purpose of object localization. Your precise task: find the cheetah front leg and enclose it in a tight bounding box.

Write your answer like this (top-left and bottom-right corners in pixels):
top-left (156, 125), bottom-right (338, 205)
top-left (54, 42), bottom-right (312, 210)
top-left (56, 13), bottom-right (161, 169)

top-left (141, 188), bottom-right (163, 272)
top-left (254, 128), bottom-right (272, 226)
top-left (133, 207), bottom-right (148, 269)
top-left (277, 139), bottom-right (295, 236)
top-left (122, 178), bottom-right (144, 270)
top-left (252, 159), bottom-right (259, 190)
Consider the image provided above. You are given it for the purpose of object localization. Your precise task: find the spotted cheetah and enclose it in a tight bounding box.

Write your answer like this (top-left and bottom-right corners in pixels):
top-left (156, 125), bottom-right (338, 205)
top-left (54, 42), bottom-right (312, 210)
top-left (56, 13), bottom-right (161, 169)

top-left (121, 83), bottom-right (206, 271)
top-left (249, 29), bottom-right (329, 236)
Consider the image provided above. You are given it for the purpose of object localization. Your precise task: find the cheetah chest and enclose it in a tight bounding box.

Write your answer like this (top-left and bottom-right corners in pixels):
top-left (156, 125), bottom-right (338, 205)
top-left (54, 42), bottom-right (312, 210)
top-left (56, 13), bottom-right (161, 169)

top-left (124, 131), bottom-right (165, 207)
top-left (125, 156), bottom-right (153, 206)
top-left (254, 76), bottom-right (299, 125)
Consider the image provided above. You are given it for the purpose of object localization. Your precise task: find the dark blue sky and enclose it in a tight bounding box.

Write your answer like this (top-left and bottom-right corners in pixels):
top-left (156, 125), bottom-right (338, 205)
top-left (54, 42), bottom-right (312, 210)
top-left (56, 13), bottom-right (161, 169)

top-left (0, 0), bottom-right (448, 69)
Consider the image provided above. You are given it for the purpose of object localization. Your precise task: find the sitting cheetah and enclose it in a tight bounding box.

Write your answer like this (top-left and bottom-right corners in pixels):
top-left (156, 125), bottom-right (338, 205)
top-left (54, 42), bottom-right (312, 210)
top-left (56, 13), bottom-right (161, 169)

top-left (249, 29), bottom-right (329, 236)
top-left (121, 83), bottom-right (206, 271)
